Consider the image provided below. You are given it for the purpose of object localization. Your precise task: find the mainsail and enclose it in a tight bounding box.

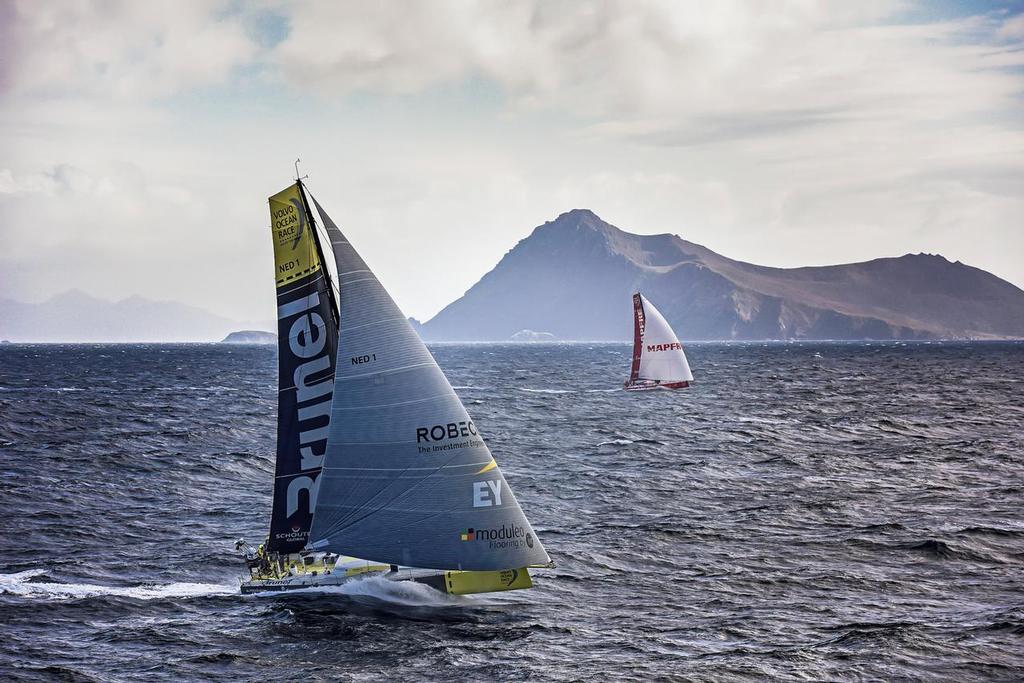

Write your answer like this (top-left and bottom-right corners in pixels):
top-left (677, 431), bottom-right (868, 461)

top-left (627, 293), bottom-right (693, 389)
top-left (266, 183), bottom-right (339, 554)
top-left (307, 195), bottom-right (551, 571)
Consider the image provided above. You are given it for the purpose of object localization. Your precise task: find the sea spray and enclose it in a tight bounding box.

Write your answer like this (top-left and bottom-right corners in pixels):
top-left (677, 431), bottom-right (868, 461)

top-left (247, 573), bottom-right (468, 607)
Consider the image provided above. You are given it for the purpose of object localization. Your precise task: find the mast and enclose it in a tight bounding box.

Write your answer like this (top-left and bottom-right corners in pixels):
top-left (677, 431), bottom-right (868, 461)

top-left (296, 176), bottom-right (340, 330)
top-left (265, 180), bottom-right (340, 554)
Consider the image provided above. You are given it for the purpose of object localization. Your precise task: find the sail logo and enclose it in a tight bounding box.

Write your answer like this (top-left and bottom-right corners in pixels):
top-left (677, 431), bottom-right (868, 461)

top-left (271, 201), bottom-right (306, 250)
top-left (459, 523), bottom-right (533, 551)
top-left (277, 290), bottom-right (335, 519)
top-left (417, 421), bottom-right (478, 443)
top-left (647, 342), bottom-right (682, 352)
top-left (288, 198), bottom-right (306, 248)
top-left (472, 480), bottom-right (503, 508)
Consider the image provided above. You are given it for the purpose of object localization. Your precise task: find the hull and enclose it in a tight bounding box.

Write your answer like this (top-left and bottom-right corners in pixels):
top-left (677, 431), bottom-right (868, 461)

top-left (624, 380), bottom-right (690, 392)
top-left (241, 571), bottom-right (359, 594)
top-left (240, 565), bottom-right (533, 596)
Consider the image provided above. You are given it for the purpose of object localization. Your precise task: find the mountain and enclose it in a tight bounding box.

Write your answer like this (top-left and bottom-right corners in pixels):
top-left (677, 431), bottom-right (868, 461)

top-left (0, 290), bottom-right (273, 342)
top-left (423, 209), bottom-right (1024, 341)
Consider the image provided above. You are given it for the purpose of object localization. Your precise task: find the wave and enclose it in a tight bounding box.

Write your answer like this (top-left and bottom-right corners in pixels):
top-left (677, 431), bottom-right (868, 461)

top-left (0, 569), bottom-right (236, 601)
top-left (852, 538), bottom-right (1008, 563)
top-left (900, 539), bottom-right (967, 560)
top-left (521, 387), bottom-right (621, 394)
top-left (598, 438), bottom-right (633, 446)
top-left (519, 388), bottom-right (572, 394)
top-left (597, 438), bottom-right (664, 447)
top-left (857, 522), bottom-right (906, 532)
top-left (955, 525), bottom-right (1024, 538)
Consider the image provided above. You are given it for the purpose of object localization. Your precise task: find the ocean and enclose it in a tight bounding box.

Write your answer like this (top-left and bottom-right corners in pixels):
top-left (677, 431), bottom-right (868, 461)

top-left (1, 342), bottom-right (1022, 681)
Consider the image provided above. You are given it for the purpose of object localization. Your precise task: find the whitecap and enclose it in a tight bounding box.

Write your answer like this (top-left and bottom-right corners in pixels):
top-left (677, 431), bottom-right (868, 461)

top-left (519, 388), bottom-right (571, 394)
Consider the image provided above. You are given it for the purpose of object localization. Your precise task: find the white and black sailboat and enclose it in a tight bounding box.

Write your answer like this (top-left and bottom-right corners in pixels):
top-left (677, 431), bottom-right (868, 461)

top-left (624, 293), bottom-right (694, 391)
top-left (237, 174), bottom-right (551, 595)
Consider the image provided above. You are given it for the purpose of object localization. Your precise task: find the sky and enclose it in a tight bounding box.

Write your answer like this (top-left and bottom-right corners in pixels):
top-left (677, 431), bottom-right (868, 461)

top-left (1, 0), bottom-right (1022, 324)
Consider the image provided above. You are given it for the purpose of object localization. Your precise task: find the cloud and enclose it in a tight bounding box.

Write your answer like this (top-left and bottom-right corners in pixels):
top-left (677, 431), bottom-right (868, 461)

top-left (0, 0), bottom-right (258, 98)
top-left (997, 12), bottom-right (1024, 40)
top-left (0, 162), bottom-right (220, 306)
top-left (1, 0), bottom-right (1022, 325)
top-left (0, 164), bottom-right (110, 196)
top-left (270, 2), bottom-right (1023, 131)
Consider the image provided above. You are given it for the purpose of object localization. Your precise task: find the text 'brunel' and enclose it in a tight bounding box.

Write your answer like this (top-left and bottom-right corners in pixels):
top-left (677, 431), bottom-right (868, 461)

top-left (278, 290), bottom-right (334, 518)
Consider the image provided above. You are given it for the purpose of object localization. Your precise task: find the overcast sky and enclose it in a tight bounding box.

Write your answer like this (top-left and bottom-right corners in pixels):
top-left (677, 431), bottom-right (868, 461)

top-left (1, 0), bottom-right (1022, 323)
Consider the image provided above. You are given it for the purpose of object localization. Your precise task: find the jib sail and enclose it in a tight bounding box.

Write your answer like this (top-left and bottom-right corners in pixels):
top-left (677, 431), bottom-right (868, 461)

top-left (267, 183), bottom-right (339, 554)
top-left (306, 195), bottom-right (551, 571)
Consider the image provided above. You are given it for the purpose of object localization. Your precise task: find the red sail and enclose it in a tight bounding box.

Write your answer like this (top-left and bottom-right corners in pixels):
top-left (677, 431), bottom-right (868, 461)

top-left (628, 293), bottom-right (645, 385)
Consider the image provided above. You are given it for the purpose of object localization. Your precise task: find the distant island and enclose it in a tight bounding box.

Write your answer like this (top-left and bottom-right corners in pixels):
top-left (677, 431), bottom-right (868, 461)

top-left (222, 330), bottom-right (276, 344)
top-left (510, 330), bottom-right (557, 342)
top-left (421, 209), bottom-right (1024, 341)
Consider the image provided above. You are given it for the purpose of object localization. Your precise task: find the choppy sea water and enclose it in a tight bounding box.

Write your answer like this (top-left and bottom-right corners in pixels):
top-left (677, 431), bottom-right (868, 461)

top-left (1, 341), bottom-right (1022, 682)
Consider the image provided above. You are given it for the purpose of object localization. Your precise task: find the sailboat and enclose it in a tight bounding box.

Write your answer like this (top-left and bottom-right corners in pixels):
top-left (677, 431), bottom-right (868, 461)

top-left (624, 293), bottom-right (694, 391)
top-left (237, 171), bottom-right (551, 595)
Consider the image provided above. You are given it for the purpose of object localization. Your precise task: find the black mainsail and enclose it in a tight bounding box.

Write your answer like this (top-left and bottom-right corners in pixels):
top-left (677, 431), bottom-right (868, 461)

top-left (267, 182), bottom-right (339, 554)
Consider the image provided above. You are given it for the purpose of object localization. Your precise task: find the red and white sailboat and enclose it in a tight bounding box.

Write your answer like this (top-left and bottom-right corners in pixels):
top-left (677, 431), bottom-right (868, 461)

top-left (624, 293), bottom-right (694, 391)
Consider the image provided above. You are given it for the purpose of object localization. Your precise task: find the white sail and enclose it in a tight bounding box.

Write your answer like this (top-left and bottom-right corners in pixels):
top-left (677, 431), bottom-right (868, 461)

top-left (629, 293), bottom-right (693, 388)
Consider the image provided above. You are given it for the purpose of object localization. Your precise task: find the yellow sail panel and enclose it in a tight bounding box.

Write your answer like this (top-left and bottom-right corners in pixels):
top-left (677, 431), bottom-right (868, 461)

top-left (269, 183), bottom-right (321, 287)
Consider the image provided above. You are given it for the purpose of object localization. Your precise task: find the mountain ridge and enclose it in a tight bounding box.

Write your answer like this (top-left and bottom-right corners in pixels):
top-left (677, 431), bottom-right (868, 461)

top-left (5, 212), bottom-right (1021, 342)
top-left (422, 209), bottom-right (1024, 341)
top-left (0, 290), bottom-right (274, 342)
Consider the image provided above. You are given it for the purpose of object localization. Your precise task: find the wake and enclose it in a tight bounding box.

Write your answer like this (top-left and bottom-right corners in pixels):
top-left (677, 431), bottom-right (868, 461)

top-left (247, 574), bottom-right (470, 607)
top-left (0, 569), bottom-right (236, 601)
top-left (1, 570), bottom-right (497, 608)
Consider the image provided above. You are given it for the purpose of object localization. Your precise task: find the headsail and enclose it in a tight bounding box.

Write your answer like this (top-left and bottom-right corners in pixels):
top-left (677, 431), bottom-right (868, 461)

top-left (307, 195), bottom-right (550, 571)
top-left (627, 293), bottom-right (693, 389)
top-left (266, 183), bottom-right (339, 554)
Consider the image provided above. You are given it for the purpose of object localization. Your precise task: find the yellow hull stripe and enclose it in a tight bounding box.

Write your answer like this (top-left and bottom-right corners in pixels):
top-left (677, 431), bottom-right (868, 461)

top-left (444, 567), bottom-right (532, 595)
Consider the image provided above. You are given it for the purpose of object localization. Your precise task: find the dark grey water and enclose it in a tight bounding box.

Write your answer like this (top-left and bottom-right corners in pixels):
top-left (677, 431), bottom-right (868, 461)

top-left (1, 342), bottom-right (1022, 681)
